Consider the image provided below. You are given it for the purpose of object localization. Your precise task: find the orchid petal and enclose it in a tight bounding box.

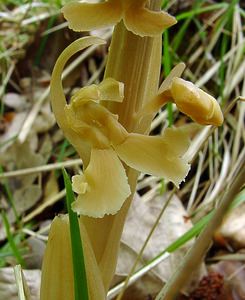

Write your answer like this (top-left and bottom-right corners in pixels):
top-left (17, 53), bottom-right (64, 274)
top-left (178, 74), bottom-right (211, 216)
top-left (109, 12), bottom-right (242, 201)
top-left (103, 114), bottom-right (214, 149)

top-left (70, 78), bottom-right (124, 105)
top-left (72, 148), bottom-right (131, 218)
top-left (62, 1), bottom-right (122, 32)
top-left (70, 78), bottom-right (124, 107)
top-left (124, 7), bottom-right (176, 37)
top-left (114, 127), bottom-right (190, 187)
top-left (98, 78), bottom-right (124, 102)
top-left (158, 63), bottom-right (186, 94)
top-left (71, 85), bottom-right (100, 104)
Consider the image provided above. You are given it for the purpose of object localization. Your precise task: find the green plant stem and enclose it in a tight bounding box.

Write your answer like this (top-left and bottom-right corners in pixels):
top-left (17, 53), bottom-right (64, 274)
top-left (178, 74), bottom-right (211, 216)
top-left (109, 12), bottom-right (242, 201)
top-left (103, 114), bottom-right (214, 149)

top-left (156, 165), bottom-right (245, 300)
top-left (162, 30), bottom-right (173, 126)
top-left (0, 166), bottom-right (20, 224)
top-left (34, 16), bottom-right (57, 66)
top-left (1, 211), bottom-right (25, 267)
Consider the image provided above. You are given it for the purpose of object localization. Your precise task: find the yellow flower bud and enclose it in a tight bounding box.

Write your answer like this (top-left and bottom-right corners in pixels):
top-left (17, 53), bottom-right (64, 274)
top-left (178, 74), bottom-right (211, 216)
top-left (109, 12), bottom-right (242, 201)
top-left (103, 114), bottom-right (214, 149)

top-left (170, 77), bottom-right (223, 126)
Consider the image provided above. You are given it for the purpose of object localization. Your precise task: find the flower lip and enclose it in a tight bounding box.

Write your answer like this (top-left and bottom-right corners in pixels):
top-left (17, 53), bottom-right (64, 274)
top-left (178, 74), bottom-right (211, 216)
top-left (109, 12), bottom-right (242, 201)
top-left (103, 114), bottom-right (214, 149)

top-left (71, 148), bottom-right (131, 218)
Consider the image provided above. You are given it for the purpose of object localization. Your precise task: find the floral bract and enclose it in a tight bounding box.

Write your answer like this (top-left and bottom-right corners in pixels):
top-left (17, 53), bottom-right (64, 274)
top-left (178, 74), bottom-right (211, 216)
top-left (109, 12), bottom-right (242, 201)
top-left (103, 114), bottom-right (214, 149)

top-left (62, 0), bottom-right (177, 37)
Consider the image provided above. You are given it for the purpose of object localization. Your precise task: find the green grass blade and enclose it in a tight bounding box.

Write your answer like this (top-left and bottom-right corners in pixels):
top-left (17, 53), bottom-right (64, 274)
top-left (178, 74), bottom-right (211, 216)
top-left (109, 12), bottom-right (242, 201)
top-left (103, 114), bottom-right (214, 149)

top-left (163, 31), bottom-right (171, 76)
top-left (57, 139), bottom-right (70, 162)
top-left (166, 212), bottom-right (213, 253)
top-left (55, 139), bottom-right (70, 177)
top-left (172, 0), bottom-right (204, 52)
top-left (176, 3), bottom-right (228, 21)
top-left (193, 17), bottom-right (206, 41)
top-left (162, 30), bottom-right (173, 127)
top-left (149, 188), bottom-right (245, 265)
top-left (218, 4), bottom-right (233, 105)
top-left (172, 18), bottom-right (192, 53)
top-left (0, 165), bottom-right (19, 223)
top-left (120, 188), bottom-right (245, 296)
top-left (229, 188), bottom-right (245, 209)
top-left (0, 135), bottom-right (18, 149)
top-left (207, 0), bottom-right (238, 52)
top-left (219, 32), bottom-right (229, 104)
top-left (34, 16), bottom-right (57, 66)
top-left (1, 211), bottom-right (25, 267)
top-left (0, 248), bottom-right (28, 259)
top-left (156, 167), bottom-right (245, 300)
top-left (161, 0), bottom-right (168, 9)
top-left (62, 168), bottom-right (89, 300)
top-left (214, 0), bottom-right (238, 33)
top-left (158, 178), bottom-right (166, 195)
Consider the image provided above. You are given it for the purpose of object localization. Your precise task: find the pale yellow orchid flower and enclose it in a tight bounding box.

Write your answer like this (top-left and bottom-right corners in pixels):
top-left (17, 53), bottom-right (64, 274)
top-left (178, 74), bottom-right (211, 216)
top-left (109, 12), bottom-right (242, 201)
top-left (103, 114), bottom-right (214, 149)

top-left (51, 37), bottom-right (190, 218)
top-left (137, 62), bottom-right (224, 126)
top-left (51, 37), bottom-right (224, 218)
top-left (62, 0), bottom-right (176, 37)
top-left (65, 79), bottom-right (190, 218)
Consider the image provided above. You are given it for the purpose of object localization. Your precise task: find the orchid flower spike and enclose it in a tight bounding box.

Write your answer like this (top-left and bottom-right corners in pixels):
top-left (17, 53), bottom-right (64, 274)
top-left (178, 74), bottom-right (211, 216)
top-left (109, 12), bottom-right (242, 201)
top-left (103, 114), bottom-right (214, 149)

top-left (62, 0), bottom-right (176, 37)
top-left (51, 38), bottom-right (190, 218)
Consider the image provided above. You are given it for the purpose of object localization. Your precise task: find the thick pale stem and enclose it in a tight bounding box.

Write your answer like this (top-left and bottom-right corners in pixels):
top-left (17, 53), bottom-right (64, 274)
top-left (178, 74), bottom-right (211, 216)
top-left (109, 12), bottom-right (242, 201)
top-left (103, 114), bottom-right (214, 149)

top-left (81, 0), bottom-right (163, 293)
top-left (104, 22), bottom-right (162, 133)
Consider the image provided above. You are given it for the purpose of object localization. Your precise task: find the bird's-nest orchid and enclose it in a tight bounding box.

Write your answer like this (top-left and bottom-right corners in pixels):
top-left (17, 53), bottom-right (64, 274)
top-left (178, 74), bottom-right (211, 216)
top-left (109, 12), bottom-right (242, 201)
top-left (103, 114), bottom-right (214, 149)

top-left (62, 0), bottom-right (177, 37)
top-left (50, 37), bottom-right (223, 218)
